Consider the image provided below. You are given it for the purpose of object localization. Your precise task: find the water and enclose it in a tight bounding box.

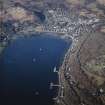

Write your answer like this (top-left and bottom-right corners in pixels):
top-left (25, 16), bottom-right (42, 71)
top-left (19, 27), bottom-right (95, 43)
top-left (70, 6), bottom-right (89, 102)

top-left (0, 34), bottom-right (71, 105)
top-left (34, 11), bottom-right (46, 22)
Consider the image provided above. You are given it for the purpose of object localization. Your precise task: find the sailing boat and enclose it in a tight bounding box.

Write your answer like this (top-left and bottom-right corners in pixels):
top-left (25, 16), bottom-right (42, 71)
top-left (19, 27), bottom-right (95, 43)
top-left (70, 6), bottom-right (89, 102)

top-left (33, 58), bottom-right (36, 62)
top-left (53, 66), bottom-right (57, 72)
top-left (40, 48), bottom-right (42, 52)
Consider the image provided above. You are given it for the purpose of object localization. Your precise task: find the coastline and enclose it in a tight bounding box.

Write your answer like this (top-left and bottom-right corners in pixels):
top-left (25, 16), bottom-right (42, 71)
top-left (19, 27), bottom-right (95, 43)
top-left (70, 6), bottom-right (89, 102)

top-left (57, 29), bottom-right (105, 105)
top-left (55, 33), bottom-right (88, 105)
top-left (55, 40), bottom-right (73, 105)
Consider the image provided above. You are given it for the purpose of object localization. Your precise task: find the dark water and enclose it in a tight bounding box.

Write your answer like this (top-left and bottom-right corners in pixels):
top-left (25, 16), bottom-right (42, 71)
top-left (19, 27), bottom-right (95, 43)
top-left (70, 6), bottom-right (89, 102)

top-left (0, 35), bottom-right (71, 105)
top-left (34, 11), bottom-right (45, 22)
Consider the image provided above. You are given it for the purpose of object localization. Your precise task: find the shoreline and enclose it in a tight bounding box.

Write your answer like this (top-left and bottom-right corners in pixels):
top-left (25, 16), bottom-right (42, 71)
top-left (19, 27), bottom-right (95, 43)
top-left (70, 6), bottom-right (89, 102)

top-left (55, 34), bottom-right (80, 105)
top-left (54, 40), bottom-right (73, 105)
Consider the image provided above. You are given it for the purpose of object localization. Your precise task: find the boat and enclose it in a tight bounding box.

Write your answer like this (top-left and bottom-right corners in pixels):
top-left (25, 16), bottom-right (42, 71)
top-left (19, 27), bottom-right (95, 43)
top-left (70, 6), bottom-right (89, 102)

top-left (33, 58), bottom-right (36, 62)
top-left (54, 66), bottom-right (58, 73)
top-left (40, 48), bottom-right (42, 51)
